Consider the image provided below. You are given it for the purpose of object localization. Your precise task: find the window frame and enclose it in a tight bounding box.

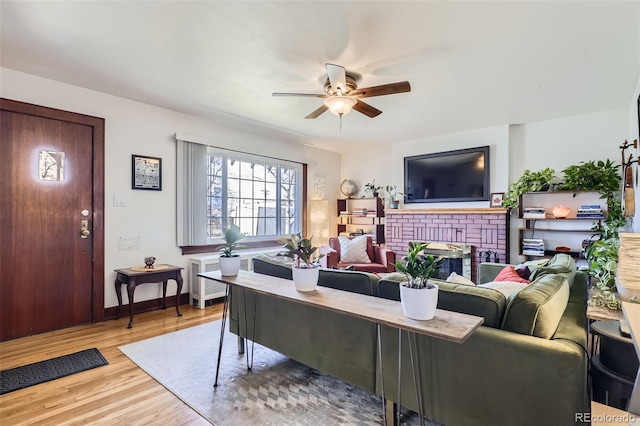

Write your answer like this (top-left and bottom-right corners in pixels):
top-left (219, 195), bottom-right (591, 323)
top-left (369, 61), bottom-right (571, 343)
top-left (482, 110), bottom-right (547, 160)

top-left (179, 144), bottom-right (307, 255)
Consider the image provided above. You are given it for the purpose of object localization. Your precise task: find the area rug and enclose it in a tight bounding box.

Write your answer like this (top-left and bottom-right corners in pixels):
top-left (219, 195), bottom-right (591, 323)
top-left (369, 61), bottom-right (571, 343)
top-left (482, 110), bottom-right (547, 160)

top-left (119, 321), bottom-right (432, 425)
top-left (0, 348), bottom-right (108, 395)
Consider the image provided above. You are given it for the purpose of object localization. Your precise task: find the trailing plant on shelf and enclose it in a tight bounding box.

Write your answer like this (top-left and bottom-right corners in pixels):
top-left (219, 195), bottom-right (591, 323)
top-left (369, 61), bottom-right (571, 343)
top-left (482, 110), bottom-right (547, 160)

top-left (557, 160), bottom-right (625, 239)
top-left (219, 224), bottom-right (247, 257)
top-left (502, 168), bottom-right (556, 210)
top-left (365, 180), bottom-right (383, 197)
top-left (277, 232), bottom-right (325, 269)
top-left (395, 242), bottom-right (443, 289)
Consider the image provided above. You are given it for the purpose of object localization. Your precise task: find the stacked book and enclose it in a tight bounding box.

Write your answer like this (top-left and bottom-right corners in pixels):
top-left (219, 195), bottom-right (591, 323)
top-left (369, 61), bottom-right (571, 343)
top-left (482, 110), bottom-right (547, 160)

top-left (576, 205), bottom-right (604, 219)
top-left (350, 209), bottom-right (369, 216)
top-left (523, 207), bottom-right (546, 219)
top-left (522, 238), bottom-right (545, 256)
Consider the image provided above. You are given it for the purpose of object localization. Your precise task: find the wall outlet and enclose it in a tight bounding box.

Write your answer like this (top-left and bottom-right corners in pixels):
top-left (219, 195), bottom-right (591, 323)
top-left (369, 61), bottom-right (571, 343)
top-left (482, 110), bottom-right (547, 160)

top-left (118, 236), bottom-right (140, 251)
top-left (113, 194), bottom-right (126, 206)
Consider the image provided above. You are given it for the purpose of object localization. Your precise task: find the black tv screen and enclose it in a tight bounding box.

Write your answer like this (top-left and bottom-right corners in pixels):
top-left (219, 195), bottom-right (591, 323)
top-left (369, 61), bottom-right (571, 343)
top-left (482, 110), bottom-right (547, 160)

top-left (404, 146), bottom-right (490, 203)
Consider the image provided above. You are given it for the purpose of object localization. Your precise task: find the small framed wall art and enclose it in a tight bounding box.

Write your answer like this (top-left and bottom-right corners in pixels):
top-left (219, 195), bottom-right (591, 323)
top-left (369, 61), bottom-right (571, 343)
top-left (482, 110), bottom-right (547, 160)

top-left (490, 192), bottom-right (504, 208)
top-left (132, 154), bottom-right (162, 191)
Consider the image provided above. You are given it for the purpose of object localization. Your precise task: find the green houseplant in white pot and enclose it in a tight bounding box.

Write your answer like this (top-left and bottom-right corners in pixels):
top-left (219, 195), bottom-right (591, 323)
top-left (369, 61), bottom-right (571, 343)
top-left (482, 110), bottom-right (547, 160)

top-left (385, 185), bottom-right (404, 209)
top-left (395, 242), bottom-right (443, 320)
top-left (277, 232), bottom-right (325, 292)
top-left (218, 224), bottom-right (247, 276)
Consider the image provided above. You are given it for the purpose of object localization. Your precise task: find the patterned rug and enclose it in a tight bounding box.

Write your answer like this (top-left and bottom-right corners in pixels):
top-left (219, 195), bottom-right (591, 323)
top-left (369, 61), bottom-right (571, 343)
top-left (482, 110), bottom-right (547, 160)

top-left (119, 321), bottom-right (432, 425)
top-left (0, 348), bottom-right (108, 395)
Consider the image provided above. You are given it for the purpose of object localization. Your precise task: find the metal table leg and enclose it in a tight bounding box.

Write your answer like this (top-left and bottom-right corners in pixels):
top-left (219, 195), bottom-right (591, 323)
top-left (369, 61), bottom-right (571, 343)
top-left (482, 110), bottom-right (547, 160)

top-left (409, 331), bottom-right (425, 425)
top-left (213, 284), bottom-right (230, 388)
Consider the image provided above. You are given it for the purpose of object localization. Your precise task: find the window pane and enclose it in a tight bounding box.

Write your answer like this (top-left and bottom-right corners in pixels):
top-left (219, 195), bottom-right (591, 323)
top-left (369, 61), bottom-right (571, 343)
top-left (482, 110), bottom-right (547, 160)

top-left (201, 148), bottom-right (302, 243)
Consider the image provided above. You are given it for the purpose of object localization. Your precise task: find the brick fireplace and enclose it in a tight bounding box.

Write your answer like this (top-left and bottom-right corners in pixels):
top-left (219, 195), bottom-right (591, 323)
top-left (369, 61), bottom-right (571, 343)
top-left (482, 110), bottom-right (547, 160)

top-left (385, 208), bottom-right (509, 282)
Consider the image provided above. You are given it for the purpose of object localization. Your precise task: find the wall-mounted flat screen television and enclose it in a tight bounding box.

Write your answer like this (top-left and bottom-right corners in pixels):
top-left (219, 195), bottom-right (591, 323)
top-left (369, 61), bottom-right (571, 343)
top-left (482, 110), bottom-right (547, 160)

top-left (404, 146), bottom-right (490, 203)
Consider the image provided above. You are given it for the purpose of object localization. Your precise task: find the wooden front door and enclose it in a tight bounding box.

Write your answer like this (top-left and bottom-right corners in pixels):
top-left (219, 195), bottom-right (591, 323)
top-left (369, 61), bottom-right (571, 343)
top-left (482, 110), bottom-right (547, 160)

top-left (0, 99), bottom-right (105, 341)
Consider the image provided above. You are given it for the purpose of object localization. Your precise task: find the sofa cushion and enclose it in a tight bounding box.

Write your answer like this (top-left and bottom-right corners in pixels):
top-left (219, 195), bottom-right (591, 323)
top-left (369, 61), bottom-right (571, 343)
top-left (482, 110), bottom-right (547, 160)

top-left (378, 275), bottom-right (507, 328)
top-left (318, 269), bottom-right (379, 296)
top-left (338, 236), bottom-right (372, 263)
top-left (494, 265), bottom-right (531, 284)
top-left (529, 253), bottom-right (576, 286)
top-left (501, 274), bottom-right (570, 339)
top-left (252, 254), bottom-right (293, 280)
top-left (446, 272), bottom-right (475, 286)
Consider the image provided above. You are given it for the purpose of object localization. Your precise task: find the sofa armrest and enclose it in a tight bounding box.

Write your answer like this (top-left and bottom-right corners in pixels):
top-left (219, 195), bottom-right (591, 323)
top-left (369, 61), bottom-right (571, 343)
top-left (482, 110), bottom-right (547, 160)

top-left (325, 251), bottom-right (339, 269)
top-left (373, 247), bottom-right (396, 272)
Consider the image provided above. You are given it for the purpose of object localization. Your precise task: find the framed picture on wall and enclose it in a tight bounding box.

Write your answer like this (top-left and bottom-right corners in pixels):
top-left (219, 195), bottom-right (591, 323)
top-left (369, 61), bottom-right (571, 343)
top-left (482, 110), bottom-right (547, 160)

top-left (132, 154), bottom-right (162, 190)
top-left (490, 192), bottom-right (504, 208)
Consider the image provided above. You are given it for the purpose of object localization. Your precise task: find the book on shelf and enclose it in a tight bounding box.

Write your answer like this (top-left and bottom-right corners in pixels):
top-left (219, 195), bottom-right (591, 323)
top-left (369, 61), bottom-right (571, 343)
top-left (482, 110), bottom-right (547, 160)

top-left (523, 207), bottom-right (546, 219)
top-left (522, 238), bottom-right (545, 256)
top-left (576, 204), bottom-right (604, 218)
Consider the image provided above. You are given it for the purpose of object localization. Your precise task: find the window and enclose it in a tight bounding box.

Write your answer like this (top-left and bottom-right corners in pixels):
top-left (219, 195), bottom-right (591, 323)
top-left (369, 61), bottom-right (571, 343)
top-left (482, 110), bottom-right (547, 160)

top-left (177, 139), bottom-right (303, 247)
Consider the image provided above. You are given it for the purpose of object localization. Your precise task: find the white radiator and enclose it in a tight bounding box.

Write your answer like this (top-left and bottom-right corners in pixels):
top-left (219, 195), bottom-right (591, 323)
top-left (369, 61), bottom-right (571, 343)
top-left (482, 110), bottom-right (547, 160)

top-left (188, 248), bottom-right (280, 309)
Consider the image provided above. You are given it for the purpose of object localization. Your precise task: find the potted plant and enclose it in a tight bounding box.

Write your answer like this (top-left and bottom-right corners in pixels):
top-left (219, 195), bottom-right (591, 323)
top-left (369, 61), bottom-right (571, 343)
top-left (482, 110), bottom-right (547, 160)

top-left (385, 185), bottom-right (404, 209)
top-left (502, 168), bottom-right (556, 210)
top-left (277, 232), bottom-right (325, 292)
top-left (218, 224), bottom-right (247, 276)
top-left (365, 180), bottom-right (383, 198)
top-left (395, 242), bottom-right (443, 320)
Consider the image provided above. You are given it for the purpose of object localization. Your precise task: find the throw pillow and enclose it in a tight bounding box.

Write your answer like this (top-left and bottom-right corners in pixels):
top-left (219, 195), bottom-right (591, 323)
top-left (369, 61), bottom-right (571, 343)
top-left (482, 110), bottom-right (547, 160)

top-left (338, 236), bottom-right (372, 264)
top-left (478, 281), bottom-right (528, 299)
top-left (514, 265), bottom-right (532, 280)
top-left (446, 272), bottom-right (476, 286)
top-left (494, 265), bottom-right (530, 284)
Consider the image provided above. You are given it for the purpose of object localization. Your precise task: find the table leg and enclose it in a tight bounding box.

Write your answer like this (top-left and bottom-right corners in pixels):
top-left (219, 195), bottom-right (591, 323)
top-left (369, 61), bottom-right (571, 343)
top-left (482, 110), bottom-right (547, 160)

top-left (408, 331), bottom-right (425, 425)
top-left (214, 284), bottom-right (230, 388)
top-left (115, 277), bottom-right (123, 319)
top-left (377, 324), bottom-right (387, 426)
top-left (162, 280), bottom-right (168, 309)
top-left (174, 273), bottom-right (183, 317)
top-left (126, 278), bottom-right (136, 329)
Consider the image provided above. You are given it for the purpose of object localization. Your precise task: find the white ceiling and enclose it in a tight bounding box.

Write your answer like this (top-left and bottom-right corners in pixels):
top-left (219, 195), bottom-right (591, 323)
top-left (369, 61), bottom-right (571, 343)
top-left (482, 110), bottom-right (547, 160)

top-left (1, 1), bottom-right (639, 152)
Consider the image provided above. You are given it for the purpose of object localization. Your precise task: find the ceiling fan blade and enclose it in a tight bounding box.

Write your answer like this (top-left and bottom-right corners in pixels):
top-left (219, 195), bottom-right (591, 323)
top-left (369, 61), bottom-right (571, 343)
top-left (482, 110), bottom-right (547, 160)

top-left (305, 105), bottom-right (329, 119)
top-left (326, 63), bottom-right (347, 94)
top-left (273, 92), bottom-right (327, 98)
top-left (353, 100), bottom-right (382, 118)
top-left (350, 81), bottom-right (411, 98)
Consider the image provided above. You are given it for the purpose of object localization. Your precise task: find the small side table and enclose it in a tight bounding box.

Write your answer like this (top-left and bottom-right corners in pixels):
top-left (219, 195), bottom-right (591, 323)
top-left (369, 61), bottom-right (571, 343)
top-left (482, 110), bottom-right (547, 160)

top-left (115, 265), bottom-right (184, 328)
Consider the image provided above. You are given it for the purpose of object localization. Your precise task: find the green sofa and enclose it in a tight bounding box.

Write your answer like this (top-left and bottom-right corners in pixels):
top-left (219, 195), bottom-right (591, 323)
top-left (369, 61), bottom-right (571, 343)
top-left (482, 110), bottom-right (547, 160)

top-left (228, 254), bottom-right (589, 426)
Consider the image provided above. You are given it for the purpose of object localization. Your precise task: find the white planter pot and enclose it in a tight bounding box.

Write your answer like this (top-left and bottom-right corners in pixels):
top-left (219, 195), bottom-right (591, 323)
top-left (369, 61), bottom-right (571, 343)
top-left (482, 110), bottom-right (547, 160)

top-left (292, 266), bottom-right (320, 292)
top-left (400, 282), bottom-right (439, 320)
top-left (219, 256), bottom-right (241, 276)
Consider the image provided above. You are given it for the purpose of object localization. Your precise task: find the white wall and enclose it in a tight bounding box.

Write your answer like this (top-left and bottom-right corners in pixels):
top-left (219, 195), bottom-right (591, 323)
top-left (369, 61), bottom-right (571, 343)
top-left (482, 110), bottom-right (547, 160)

top-left (342, 125), bottom-right (510, 209)
top-left (1, 68), bottom-right (341, 308)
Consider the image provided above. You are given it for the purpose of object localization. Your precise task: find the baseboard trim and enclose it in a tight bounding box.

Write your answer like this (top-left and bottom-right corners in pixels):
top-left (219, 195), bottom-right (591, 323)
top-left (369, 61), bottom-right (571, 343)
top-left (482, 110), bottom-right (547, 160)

top-left (103, 293), bottom-right (190, 320)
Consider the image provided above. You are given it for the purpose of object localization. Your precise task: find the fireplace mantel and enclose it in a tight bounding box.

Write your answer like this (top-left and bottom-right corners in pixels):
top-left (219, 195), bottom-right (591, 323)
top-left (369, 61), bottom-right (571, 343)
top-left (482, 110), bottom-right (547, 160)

top-left (385, 208), bottom-right (507, 215)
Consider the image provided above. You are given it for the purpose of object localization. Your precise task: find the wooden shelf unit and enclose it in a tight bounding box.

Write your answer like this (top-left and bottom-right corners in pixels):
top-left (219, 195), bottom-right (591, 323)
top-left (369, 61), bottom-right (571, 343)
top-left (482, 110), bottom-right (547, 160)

top-left (337, 197), bottom-right (385, 244)
top-left (518, 191), bottom-right (606, 259)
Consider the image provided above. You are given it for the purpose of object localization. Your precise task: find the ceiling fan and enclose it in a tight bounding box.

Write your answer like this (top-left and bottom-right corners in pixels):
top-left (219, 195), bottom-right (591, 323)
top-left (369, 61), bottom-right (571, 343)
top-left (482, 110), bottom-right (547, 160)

top-left (273, 63), bottom-right (411, 119)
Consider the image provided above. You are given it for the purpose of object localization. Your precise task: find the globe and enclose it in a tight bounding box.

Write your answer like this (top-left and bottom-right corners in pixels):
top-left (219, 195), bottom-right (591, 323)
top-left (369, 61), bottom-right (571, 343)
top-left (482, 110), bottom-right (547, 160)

top-left (340, 179), bottom-right (358, 198)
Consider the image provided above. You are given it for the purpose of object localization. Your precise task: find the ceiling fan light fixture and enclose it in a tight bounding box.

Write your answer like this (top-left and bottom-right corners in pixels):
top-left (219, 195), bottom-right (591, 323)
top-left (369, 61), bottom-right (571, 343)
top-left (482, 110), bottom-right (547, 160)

top-left (324, 96), bottom-right (357, 116)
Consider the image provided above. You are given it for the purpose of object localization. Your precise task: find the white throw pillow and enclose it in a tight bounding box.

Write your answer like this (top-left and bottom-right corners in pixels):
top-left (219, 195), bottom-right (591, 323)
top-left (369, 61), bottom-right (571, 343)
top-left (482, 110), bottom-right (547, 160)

top-left (478, 281), bottom-right (528, 299)
top-left (446, 272), bottom-right (476, 286)
top-left (338, 236), bottom-right (371, 264)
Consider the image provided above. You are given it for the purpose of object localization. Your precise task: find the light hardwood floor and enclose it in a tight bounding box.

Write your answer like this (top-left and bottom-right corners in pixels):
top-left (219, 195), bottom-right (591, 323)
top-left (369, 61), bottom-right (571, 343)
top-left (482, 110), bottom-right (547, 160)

top-left (0, 303), bottom-right (222, 425)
